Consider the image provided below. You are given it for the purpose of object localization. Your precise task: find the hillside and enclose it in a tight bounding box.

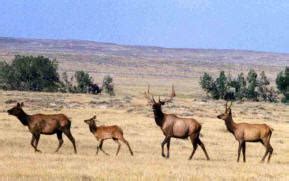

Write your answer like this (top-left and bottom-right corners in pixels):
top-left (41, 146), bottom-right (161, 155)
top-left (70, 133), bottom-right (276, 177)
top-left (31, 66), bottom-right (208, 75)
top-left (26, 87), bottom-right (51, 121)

top-left (0, 37), bottom-right (289, 66)
top-left (0, 37), bottom-right (288, 97)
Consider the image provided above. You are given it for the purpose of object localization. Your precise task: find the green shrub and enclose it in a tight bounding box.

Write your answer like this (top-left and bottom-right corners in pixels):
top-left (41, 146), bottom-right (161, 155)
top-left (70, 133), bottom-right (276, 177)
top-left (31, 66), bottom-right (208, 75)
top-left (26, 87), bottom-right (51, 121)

top-left (102, 75), bottom-right (115, 96)
top-left (0, 55), bottom-right (60, 91)
top-left (276, 67), bottom-right (289, 103)
top-left (246, 69), bottom-right (258, 100)
top-left (200, 70), bottom-right (278, 102)
top-left (74, 71), bottom-right (93, 93)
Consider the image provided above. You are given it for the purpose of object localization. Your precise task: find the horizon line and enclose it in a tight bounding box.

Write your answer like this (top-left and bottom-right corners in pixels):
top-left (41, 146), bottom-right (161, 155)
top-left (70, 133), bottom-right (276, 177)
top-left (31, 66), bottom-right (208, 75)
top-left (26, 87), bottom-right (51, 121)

top-left (0, 36), bottom-right (288, 55)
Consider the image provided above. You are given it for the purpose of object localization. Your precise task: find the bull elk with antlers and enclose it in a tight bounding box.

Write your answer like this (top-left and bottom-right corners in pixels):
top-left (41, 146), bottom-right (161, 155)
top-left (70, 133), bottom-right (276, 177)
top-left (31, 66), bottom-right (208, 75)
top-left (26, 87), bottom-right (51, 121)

top-left (217, 102), bottom-right (273, 163)
top-left (144, 85), bottom-right (210, 160)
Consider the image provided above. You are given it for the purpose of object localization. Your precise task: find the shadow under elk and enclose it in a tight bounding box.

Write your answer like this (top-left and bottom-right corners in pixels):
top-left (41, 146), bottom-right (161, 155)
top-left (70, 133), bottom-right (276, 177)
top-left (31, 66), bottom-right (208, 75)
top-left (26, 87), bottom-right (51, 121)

top-left (217, 101), bottom-right (273, 163)
top-left (84, 115), bottom-right (133, 156)
top-left (7, 102), bottom-right (77, 153)
top-left (144, 85), bottom-right (210, 160)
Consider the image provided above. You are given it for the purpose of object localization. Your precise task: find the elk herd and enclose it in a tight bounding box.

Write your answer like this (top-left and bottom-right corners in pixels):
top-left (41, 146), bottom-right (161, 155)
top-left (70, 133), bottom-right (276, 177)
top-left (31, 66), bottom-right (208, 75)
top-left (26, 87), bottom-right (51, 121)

top-left (6, 85), bottom-right (274, 163)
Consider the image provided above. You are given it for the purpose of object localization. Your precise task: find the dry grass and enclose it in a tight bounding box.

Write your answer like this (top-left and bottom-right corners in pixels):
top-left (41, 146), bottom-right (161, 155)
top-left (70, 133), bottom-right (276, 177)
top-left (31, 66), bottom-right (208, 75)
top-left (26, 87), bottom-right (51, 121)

top-left (1, 87), bottom-right (289, 181)
top-left (1, 40), bottom-right (289, 180)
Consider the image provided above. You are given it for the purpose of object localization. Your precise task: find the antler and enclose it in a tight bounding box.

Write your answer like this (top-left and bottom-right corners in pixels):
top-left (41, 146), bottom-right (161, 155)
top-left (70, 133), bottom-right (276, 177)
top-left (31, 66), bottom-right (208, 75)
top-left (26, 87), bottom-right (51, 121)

top-left (228, 101), bottom-right (233, 109)
top-left (144, 84), bottom-right (150, 100)
top-left (225, 101), bottom-right (233, 111)
top-left (160, 85), bottom-right (176, 103)
top-left (144, 85), bottom-right (156, 104)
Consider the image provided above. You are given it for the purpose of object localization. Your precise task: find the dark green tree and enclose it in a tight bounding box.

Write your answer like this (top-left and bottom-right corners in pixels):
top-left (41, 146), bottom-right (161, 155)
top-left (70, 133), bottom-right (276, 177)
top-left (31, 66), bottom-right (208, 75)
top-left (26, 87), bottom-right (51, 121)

top-left (236, 73), bottom-right (247, 99)
top-left (216, 71), bottom-right (227, 99)
top-left (74, 71), bottom-right (93, 93)
top-left (199, 72), bottom-right (214, 95)
top-left (246, 69), bottom-right (258, 100)
top-left (276, 67), bottom-right (289, 102)
top-left (0, 55), bottom-right (60, 91)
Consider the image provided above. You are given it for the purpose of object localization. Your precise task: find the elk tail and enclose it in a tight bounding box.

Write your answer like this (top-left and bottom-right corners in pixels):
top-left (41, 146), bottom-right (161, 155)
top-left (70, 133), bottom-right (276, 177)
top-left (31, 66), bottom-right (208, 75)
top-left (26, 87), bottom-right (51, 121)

top-left (67, 117), bottom-right (72, 128)
top-left (270, 127), bottom-right (274, 132)
top-left (199, 133), bottom-right (204, 138)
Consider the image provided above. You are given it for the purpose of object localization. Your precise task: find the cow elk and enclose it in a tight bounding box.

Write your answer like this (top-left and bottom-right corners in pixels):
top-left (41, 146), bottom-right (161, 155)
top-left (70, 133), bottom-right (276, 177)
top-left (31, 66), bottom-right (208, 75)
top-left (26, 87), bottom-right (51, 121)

top-left (144, 85), bottom-right (210, 160)
top-left (84, 115), bottom-right (133, 156)
top-left (7, 102), bottom-right (77, 153)
top-left (217, 101), bottom-right (273, 163)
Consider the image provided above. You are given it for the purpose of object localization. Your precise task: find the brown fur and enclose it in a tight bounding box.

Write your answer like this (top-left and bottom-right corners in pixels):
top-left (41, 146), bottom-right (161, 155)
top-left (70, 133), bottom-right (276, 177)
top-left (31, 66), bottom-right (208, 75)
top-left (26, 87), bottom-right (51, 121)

top-left (217, 102), bottom-right (273, 163)
top-left (145, 85), bottom-right (210, 160)
top-left (84, 115), bottom-right (133, 156)
top-left (7, 102), bottom-right (77, 153)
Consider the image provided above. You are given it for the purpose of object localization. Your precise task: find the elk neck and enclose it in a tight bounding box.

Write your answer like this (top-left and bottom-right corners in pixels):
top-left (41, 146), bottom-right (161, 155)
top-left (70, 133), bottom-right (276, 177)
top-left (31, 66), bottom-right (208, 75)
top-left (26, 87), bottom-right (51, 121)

top-left (153, 106), bottom-right (165, 127)
top-left (89, 123), bottom-right (97, 133)
top-left (224, 114), bottom-right (237, 134)
top-left (16, 109), bottom-right (30, 126)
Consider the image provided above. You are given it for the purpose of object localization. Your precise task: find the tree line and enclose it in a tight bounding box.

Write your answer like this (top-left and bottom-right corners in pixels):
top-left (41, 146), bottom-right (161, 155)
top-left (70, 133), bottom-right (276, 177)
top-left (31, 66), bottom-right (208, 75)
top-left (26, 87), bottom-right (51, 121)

top-left (200, 68), bottom-right (289, 103)
top-left (0, 55), bottom-right (115, 95)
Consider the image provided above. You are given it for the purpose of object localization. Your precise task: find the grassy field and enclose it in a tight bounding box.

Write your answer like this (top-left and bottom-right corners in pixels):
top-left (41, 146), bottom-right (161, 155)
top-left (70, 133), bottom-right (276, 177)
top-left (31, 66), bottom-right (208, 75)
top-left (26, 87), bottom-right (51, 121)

top-left (1, 38), bottom-right (289, 180)
top-left (1, 85), bottom-right (289, 180)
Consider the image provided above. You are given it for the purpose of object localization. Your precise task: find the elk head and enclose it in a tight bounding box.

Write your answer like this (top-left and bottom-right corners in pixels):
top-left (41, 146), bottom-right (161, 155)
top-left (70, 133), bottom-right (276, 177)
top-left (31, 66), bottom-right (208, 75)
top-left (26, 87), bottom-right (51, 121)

top-left (7, 102), bottom-right (24, 116)
top-left (84, 115), bottom-right (98, 126)
top-left (144, 85), bottom-right (176, 110)
top-left (217, 101), bottom-right (233, 120)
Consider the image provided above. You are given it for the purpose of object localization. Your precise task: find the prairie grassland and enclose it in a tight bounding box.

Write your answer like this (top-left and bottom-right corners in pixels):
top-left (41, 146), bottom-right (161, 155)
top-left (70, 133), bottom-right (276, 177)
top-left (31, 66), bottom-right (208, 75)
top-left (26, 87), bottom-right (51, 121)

top-left (0, 83), bottom-right (289, 180)
top-left (1, 40), bottom-right (289, 180)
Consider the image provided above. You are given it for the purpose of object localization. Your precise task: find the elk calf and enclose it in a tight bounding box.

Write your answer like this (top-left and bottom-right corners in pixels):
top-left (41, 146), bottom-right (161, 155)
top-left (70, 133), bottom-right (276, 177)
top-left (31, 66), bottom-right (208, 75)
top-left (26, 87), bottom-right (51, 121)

top-left (145, 85), bottom-right (210, 160)
top-left (84, 115), bottom-right (133, 156)
top-left (217, 102), bottom-right (273, 163)
top-left (7, 102), bottom-right (77, 153)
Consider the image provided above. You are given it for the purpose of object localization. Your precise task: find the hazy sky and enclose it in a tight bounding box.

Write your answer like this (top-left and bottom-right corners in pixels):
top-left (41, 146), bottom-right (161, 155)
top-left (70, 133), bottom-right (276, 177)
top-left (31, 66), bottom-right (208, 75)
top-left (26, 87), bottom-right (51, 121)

top-left (0, 0), bottom-right (289, 53)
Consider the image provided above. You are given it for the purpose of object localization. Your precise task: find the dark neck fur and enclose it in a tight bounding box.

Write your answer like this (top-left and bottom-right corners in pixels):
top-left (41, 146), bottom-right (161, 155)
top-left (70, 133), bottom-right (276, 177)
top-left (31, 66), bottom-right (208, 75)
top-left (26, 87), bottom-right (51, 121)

top-left (224, 114), bottom-right (236, 134)
top-left (153, 106), bottom-right (165, 127)
top-left (89, 123), bottom-right (97, 133)
top-left (16, 110), bottom-right (30, 126)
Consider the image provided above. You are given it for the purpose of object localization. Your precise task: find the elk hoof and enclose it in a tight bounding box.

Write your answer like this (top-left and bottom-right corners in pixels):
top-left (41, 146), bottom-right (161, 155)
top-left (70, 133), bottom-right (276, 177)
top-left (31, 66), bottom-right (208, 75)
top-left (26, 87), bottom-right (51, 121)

top-left (161, 153), bottom-right (166, 157)
top-left (35, 149), bottom-right (42, 153)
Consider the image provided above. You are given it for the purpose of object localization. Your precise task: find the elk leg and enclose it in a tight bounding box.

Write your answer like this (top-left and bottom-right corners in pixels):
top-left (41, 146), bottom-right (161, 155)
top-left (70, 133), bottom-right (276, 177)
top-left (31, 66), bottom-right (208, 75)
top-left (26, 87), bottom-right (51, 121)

top-left (55, 132), bottom-right (63, 153)
top-left (237, 140), bottom-right (244, 162)
top-left (267, 144), bottom-right (273, 163)
top-left (34, 134), bottom-right (42, 153)
top-left (242, 142), bottom-right (246, 162)
top-left (197, 138), bottom-right (210, 160)
top-left (114, 139), bottom-right (121, 156)
top-left (166, 138), bottom-right (171, 158)
top-left (119, 137), bottom-right (134, 156)
top-left (161, 136), bottom-right (170, 158)
top-left (30, 135), bottom-right (36, 149)
top-left (98, 139), bottom-right (109, 155)
top-left (188, 140), bottom-right (198, 160)
top-left (261, 139), bottom-right (273, 163)
top-left (260, 140), bottom-right (270, 163)
top-left (64, 129), bottom-right (77, 154)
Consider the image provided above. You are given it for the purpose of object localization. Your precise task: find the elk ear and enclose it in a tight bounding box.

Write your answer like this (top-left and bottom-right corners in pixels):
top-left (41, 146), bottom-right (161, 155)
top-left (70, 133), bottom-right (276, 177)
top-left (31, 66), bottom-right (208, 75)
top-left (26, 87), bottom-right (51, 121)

top-left (159, 97), bottom-right (165, 105)
top-left (20, 102), bottom-right (24, 107)
top-left (92, 115), bottom-right (96, 119)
